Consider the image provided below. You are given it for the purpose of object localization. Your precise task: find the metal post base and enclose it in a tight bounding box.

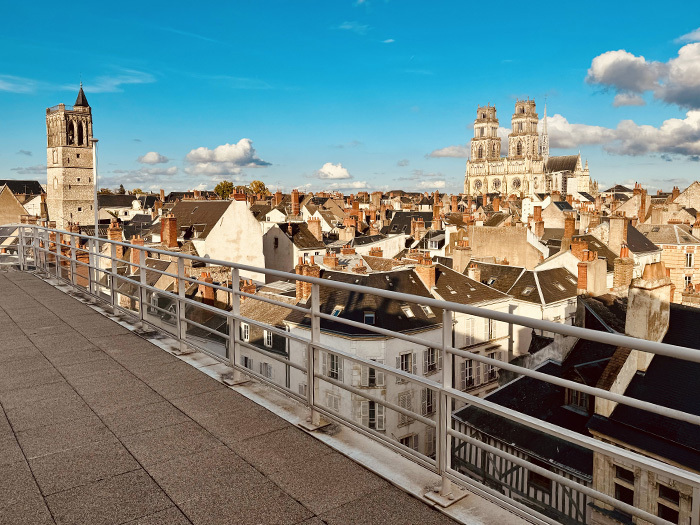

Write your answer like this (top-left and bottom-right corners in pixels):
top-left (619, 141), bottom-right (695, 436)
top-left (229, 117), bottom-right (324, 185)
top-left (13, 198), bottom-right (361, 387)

top-left (425, 479), bottom-right (469, 507)
top-left (173, 341), bottom-right (195, 355)
top-left (221, 369), bottom-right (250, 386)
top-left (298, 409), bottom-right (331, 431)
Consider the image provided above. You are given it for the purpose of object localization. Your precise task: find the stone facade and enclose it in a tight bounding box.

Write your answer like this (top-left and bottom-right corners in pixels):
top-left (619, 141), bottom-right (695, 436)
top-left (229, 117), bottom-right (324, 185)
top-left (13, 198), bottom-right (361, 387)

top-left (46, 87), bottom-right (95, 229)
top-left (464, 99), bottom-right (591, 197)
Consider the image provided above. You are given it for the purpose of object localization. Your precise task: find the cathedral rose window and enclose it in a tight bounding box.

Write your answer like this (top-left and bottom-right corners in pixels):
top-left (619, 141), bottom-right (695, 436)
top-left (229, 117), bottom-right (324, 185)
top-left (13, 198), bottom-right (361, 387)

top-left (492, 179), bottom-right (501, 190)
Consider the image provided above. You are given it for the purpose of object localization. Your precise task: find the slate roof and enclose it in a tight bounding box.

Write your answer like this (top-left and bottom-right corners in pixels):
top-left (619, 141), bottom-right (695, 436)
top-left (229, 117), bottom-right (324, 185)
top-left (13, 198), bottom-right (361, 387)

top-left (352, 234), bottom-right (386, 246)
top-left (74, 86), bottom-right (89, 107)
top-left (168, 200), bottom-right (231, 240)
top-left (283, 223), bottom-right (325, 250)
top-left (574, 234), bottom-right (618, 272)
top-left (625, 225), bottom-right (660, 254)
top-left (432, 264), bottom-right (508, 305)
top-left (98, 194), bottom-right (138, 208)
top-left (483, 212), bottom-right (510, 227)
top-left (362, 255), bottom-right (405, 272)
top-left (636, 224), bottom-right (700, 245)
top-left (545, 155), bottom-right (579, 173)
top-left (578, 192), bottom-right (595, 202)
top-left (249, 204), bottom-right (272, 221)
top-left (415, 230), bottom-right (445, 250)
top-left (0, 180), bottom-right (44, 195)
top-left (602, 184), bottom-right (633, 194)
top-left (123, 214), bottom-right (155, 239)
top-left (534, 268), bottom-right (578, 304)
top-left (286, 269), bottom-right (442, 336)
top-left (552, 201), bottom-right (574, 212)
top-left (471, 262), bottom-right (525, 294)
top-left (386, 211), bottom-right (434, 235)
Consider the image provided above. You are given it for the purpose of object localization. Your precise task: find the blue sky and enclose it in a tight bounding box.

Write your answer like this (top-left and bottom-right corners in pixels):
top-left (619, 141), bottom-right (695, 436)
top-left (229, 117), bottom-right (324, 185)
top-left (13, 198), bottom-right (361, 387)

top-left (2, 1), bottom-right (700, 194)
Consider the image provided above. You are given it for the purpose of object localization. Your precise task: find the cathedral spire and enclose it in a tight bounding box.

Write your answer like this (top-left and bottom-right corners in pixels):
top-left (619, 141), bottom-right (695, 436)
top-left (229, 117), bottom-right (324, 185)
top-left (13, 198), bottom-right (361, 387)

top-left (541, 97), bottom-right (549, 163)
top-left (74, 82), bottom-right (89, 107)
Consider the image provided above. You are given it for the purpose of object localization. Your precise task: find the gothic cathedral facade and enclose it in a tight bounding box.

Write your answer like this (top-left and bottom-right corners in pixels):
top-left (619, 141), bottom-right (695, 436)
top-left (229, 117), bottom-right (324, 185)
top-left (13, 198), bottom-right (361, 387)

top-left (46, 86), bottom-right (95, 229)
top-left (464, 99), bottom-right (591, 197)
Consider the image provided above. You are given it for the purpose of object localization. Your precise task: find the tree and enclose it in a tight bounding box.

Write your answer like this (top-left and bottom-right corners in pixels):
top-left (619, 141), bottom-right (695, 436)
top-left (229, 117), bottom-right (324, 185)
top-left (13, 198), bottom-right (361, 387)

top-left (248, 180), bottom-right (268, 196)
top-left (131, 188), bottom-right (143, 195)
top-left (117, 184), bottom-right (126, 195)
top-left (214, 180), bottom-right (234, 200)
top-left (98, 188), bottom-right (113, 195)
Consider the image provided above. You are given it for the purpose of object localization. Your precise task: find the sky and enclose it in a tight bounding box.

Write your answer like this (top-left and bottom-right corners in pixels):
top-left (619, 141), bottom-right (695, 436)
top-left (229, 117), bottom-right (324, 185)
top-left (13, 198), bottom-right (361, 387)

top-left (2, 1), bottom-right (700, 195)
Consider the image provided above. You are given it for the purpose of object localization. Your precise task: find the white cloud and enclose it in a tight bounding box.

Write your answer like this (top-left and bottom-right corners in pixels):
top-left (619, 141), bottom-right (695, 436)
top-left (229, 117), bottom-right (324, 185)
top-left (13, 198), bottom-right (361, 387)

top-left (338, 21), bottom-right (370, 35)
top-left (102, 165), bottom-right (178, 189)
top-left (326, 180), bottom-right (369, 190)
top-left (587, 43), bottom-right (700, 109)
top-left (17, 150), bottom-right (32, 156)
top-left (137, 151), bottom-right (169, 164)
top-left (397, 158), bottom-right (409, 167)
top-left (185, 138), bottom-right (270, 176)
top-left (538, 113), bottom-right (616, 149)
top-left (613, 93), bottom-right (646, 107)
top-left (382, 39), bottom-right (395, 44)
top-left (417, 180), bottom-right (446, 189)
top-left (676, 27), bottom-right (700, 43)
top-left (316, 162), bottom-right (351, 179)
top-left (10, 164), bottom-right (46, 175)
top-left (79, 69), bottom-right (155, 94)
top-left (427, 145), bottom-right (469, 158)
top-left (0, 75), bottom-right (36, 93)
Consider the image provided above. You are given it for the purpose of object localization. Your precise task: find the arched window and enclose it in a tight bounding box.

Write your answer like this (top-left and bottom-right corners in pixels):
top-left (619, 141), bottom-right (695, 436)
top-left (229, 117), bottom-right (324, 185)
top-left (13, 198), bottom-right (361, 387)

top-left (67, 121), bottom-right (75, 145)
top-left (477, 145), bottom-right (483, 159)
top-left (516, 141), bottom-right (522, 156)
top-left (77, 122), bottom-right (84, 146)
top-left (492, 143), bottom-right (497, 156)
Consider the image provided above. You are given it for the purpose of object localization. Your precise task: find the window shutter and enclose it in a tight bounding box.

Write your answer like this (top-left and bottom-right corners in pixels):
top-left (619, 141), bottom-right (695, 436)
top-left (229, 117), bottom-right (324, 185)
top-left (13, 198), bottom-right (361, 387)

top-left (423, 350), bottom-right (429, 375)
top-left (396, 356), bottom-right (401, 383)
top-left (321, 352), bottom-right (328, 377)
top-left (376, 360), bottom-right (385, 387)
top-left (437, 349), bottom-right (443, 371)
top-left (460, 362), bottom-right (466, 390)
top-left (467, 318), bottom-right (473, 346)
top-left (483, 318), bottom-right (488, 341)
top-left (337, 356), bottom-right (343, 382)
top-left (259, 362), bottom-right (263, 374)
top-left (360, 401), bottom-right (369, 427)
top-left (361, 365), bottom-right (369, 387)
top-left (412, 352), bottom-right (417, 375)
top-left (421, 388), bottom-right (427, 416)
top-left (476, 361), bottom-right (481, 385)
top-left (376, 404), bottom-right (385, 430)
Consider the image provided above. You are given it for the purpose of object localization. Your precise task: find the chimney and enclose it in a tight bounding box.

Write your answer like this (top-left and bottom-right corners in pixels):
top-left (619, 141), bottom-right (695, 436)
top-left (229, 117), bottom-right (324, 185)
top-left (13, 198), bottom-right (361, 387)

top-left (379, 204), bottom-right (387, 224)
top-left (107, 219), bottom-right (124, 259)
top-left (492, 196), bottom-right (500, 212)
top-left (295, 257), bottom-right (306, 302)
top-left (451, 194), bottom-right (458, 213)
top-left (368, 221), bottom-right (380, 236)
top-left (302, 258), bottom-right (320, 299)
top-left (453, 240), bottom-right (471, 274)
top-left (551, 191), bottom-right (562, 202)
top-left (200, 272), bottom-right (215, 306)
top-left (563, 211), bottom-right (576, 238)
top-left (571, 238), bottom-right (587, 260)
top-left (291, 189), bottom-right (300, 216)
top-left (239, 278), bottom-right (256, 302)
top-left (371, 191), bottom-right (382, 208)
top-left (368, 246), bottom-right (383, 258)
top-left (323, 250), bottom-right (339, 268)
top-left (692, 217), bottom-right (700, 239)
top-left (626, 262), bottom-right (672, 371)
top-left (578, 211), bottom-right (590, 234)
top-left (577, 259), bottom-right (588, 295)
top-left (533, 205), bottom-right (542, 223)
top-left (414, 256), bottom-right (437, 289)
top-left (613, 244), bottom-right (635, 289)
top-left (589, 211), bottom-right (601, 229)
top-left (340, 245), bottom-right (356, 255)
top-left (274, 190), bottom-right (283, 207)
top-left (130, 235), bottom-right (145, 274)
top-left (307, 218), bottom-right (322, 242)
top-left (160, 213), bottom-right (178, 248)
top-left (566, 194), bottom-right (573, 205)
top-left (595, 194), bottom-right (602, 212)
top-left (352, 261), bottom-right (367, 274)
top-left (159, 189), bottom-right (165, 202)
top-left (466, 262), bottom-right (481, 282)
top-left (671, 186), bottom-right (680, 202)
top-left (193, 189), bottom-right (202, 200)
top-left (608, 214), bottom-right (628, 258)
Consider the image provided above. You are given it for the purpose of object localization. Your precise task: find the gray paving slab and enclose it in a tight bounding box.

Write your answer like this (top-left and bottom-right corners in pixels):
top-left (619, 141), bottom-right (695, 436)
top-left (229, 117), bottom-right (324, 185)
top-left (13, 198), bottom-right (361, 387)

top-left (16, 414), bottom-right (114, 459)
top-left (99, 400), bottom-right (191, 438)
top-left (0, 492), bottom-right (55, 525)
top-left (145, 445), bottom-right (267, 504)
top-left (45, 469), bottom-right (172, 525)
top-left (0, 365), bottom-right (64, 393)
top-left (4, 389), bottom-right (93, 432)
top-left (147, 374), bottom-right (227, 401)
top-left (126, 506), bottom-right (192, 525)
top-left (0, 459), bottom-right (43, 510)
top-left (55, 356), bottom-right (125, 381)
top-left (30, 439), bottom-right (139, 496)
top-left (0, 433), bottom-right (25, 466)
top-left (0, 380), bottom-right (76, 411)
top-left (197, 403), bottom-right (291, 443)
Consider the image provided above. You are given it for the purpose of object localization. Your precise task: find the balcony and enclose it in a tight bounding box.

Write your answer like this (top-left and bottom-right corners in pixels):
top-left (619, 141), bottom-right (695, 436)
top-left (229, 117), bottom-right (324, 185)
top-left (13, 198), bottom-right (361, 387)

top-left (2, 223), bottom-right (700, 525)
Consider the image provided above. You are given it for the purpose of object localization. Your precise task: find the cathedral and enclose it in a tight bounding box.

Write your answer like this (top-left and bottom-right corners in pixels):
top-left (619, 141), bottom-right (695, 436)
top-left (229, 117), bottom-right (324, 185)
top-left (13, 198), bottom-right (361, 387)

top-left (463, 99), bottom-right (591, 196)
top-left (46, 85), bottom-right (96, 229)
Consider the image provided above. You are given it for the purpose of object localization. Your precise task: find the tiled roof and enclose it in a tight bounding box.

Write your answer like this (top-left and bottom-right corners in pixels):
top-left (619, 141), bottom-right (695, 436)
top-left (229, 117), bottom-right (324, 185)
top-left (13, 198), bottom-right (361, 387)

top-left (169, 200), bottom-right (232, 240)
top-left (545, 155), bottom-right (579, 173)
top-left (636, 224), bottom-right (700, 245)
top-left (433, 264), bottom-right (509, 305)
top-left (471, 261), bottom-right (525, 294)
top-left (0, 180), bottom-right (44, 195)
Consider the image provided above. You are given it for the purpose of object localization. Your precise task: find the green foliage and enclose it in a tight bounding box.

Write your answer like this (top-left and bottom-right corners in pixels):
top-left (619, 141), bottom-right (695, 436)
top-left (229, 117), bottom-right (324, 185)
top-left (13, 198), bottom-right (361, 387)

top-left (214, 180), bottom-right (235, 199)
top-left (117, 184), bottom-right (126, 195)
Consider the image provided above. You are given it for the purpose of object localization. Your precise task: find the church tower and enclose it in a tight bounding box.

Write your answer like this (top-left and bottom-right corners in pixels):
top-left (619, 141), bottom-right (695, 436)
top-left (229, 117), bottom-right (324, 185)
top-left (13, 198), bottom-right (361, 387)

top-left (540, 100), bottom-right (549, 163)
top-left (470, 105), bottom-right (500, 161)
top-left (508, 99), bottom-right (539, 159)
top-left (46, 85), bottom-right (95, 229)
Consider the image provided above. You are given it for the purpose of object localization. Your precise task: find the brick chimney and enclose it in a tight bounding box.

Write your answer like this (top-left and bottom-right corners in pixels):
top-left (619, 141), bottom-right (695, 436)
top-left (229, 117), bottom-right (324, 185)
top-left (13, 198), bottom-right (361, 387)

top-left (340, 245), bottom-right (355, 255)
top-left (613, 244), bottom-right (635, 289)
top-left (159, 189), bottom-right (165, 202)
top-left (451, 194), bottom-right (458, 213)
top-left (295, 257), bottom-right (306, 302)
top-left (414, 255), bottom-right (437, 289)
top-left (560, 212), bottom-right (576, 252)
top-left (532, 205), bottom-right (544, 238)
top-left (577, 260), bottom-right (588, 295)
top-left (551, 191), bottom-right (561, 202)
top-left (302, 258), bottom-right (320, 299)
top-left (107, 218), bottom-right (124, 259)
top-left (130, 235), bottom-right (145, 274)
top-left (671, 186), bottom-right (680, 202)
top-left (466, 262), bottom-right (481, 282)
top-left (274, 190), bottom-right (283, 207)
top-left (692, 217), bottom-right (700, 239)
top-left (307, 218), bottom-right (322, 242)
top-left (608, 214), bottom-right (628, 258)
top-left (352, 261), bottom-right (367, 274)
top-left (453, 240), bottom-right (471, 274)
top-left (323, 250), bottom-right (339, 268)
top-left (368, 246), bottom-right (383, 258)
top-left (291, 189), bottom-right (300, 216)
top-left (368, 221), bottom-right (380, 236)
top-left (200, 272), bottom-right (215, 306)
top-left (160, 213), bottom-right (178, 248)
top-left (411, 217), bottom-right (426, 239)
top-left (571, 238), bottom-right (587, 260)
top-left (371, 191), bottom-right (382, 208)
top-left (595, 194), bottom-right (602, 212)
top-left (239, 279), bottom-right (256, 302)
top-left (566, 194), bottom-right (573, 205)
top-left (193, 189), bottom-right (202, 200)
top-left (492, 196), bottom-right (500, 212)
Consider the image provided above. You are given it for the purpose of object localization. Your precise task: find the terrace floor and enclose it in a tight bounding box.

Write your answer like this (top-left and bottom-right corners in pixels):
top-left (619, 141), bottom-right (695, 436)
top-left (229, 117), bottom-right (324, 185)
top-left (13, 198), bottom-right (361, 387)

top-left (0, 270), bottom-right (462, 525)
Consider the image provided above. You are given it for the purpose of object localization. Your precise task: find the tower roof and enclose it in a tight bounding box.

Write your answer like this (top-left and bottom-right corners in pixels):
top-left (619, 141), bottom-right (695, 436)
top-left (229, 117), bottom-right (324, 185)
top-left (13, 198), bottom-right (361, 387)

top-left (74, 84), bottom-right (89, 107)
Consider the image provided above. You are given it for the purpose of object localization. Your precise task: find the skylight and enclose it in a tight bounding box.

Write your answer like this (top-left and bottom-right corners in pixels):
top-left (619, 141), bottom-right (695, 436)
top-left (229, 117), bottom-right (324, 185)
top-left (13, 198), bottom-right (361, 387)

top-left (522, 286), bottom-right (535, 296)
top-left (401, 305), bottom-right (415, 318)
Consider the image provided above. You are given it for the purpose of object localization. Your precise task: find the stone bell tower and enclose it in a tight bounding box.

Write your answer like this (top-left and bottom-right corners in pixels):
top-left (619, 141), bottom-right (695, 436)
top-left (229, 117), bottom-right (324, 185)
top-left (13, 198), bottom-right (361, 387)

top-left (470, 104), bottom-right (501, 161)
top-left (508, 99), bottom-right (539, 159)
top-left (46, 84), bottom-right (95, 229)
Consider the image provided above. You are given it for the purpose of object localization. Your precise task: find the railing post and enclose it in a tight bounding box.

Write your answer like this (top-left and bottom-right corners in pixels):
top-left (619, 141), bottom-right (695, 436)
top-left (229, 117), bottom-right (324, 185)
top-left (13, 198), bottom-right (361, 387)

top-left (225, 267), bottom-right (248, 385)
top-left (175, 257), bottom-right (191, 354)
top-left (30, 226), bottom-right (38, 270)
top-left (301, 281), bottom-right (327, 430)
top-left (138, 247), bottom-right (147, 327)
top-left (69, 234), bottom-right (77, 286)
top-left (110, 242), bottom-right (118, 310)
top-left (427, 308), bottom-right (468, 507)
top-left (55, 230), bottom-right (62, 280)
top-left (17, 227), bottom-right (25, 271)
top-left (87, 238), bottom-right (95, 296)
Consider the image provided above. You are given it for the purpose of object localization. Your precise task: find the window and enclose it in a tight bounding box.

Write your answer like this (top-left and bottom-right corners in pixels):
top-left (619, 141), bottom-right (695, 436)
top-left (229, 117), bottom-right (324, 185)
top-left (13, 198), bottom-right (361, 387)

top-left (364, 311), bottom-right (375, 325)
top-left (360, 401), bottom-right (385, 430)
top-left (396, 352), bottom-right (416, 383)
top-left (685, 275), bottom-right (692, 288)
top-left (326, 393), bottom-right (340, 412)
top-left (486, 277), bottom-right (497, 286)
top-left (485, 352), bottom-right (498, 381)
top-left (259, 362), bottom-right (273, 379)
top-left (529, 459), bottom-right (552, 492)
top-left (398, 391), bottom-right (414, 426)
top-left (242, 355), bottom-right (254, 369)
top-left (401, 305), bottom-right (415, 318)
top-left (614, 465), bottom-right (635, 515)
top-left (77, 207), bottom-right (82, 212)
top-left (421, 388), bottom-right (436, 416)
top-left (241, 323), bottom-right (250, 342)
top-left (322, 352), bottom-right (343, 381)
top-left (298, 383), bottom-right (307, 397)
top-left (263, 330), bottom-right (273, 348)
top-left (522, 286), bottom-right (534, 296)
top-left (460, 360), bottom-right (474, 389)
top-left (331, 305), bottom-right (344, 317)
top-left (76, 177), bottom-right (81, 182)
top-left (429, 240), bottom-right (439, 250)
top-left (425, 427), bottom-right (436, 457)
top-left (399, 433), bottom-right (418, 451)
top-left (657, 485), bottom-right (680, 524)
top-left (423, 347), bottom-right (442, 374)
top-left (686, 252), bottom-right (694, 268)
top-left (361, 359), bottom-right (385, 387)
top-left (273, 237), bottom-right (278, 248)
top-left (420, 305), bottom-right (435, 318)
top-left (566, 388), bottom-right (590, 412)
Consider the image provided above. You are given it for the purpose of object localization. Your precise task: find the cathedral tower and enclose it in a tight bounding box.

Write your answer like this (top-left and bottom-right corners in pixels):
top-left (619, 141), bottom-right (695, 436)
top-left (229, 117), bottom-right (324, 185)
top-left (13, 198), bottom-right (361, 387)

top-left (470, 105), bottom-right (500, 161)
top-left (46, 85), bottom-right (95, 229)
top-left (508, 99), bottom-right (539, 159)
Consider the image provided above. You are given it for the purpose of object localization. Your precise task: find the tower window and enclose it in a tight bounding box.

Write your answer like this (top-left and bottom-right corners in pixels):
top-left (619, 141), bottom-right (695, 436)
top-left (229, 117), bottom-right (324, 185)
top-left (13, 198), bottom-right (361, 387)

top-left (77, 154), bottom-right (80, 159)
top-left (77, 177), bottom-right (81, 182)
top-left (477, 145), bottom-right (483, 159)
top-left (77, 207), bottom-right (82, 212)
top-left (77, 122), bottom-right (84, 146)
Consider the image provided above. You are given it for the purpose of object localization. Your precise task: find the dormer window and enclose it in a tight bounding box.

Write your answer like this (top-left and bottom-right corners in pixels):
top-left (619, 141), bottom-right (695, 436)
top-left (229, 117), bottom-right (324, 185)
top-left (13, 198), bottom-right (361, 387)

top-left (420, 305), bottom-right (434, 318)
top-left (401, 305), bottom-right (415, 318)
top-left (429, 240), bottom-right (439, 250)
top-left (364, 311), bottom-right (375, 325)
top-left (565, 388), bottom-right (590, 413)
top-left (487, 277), bottom-right (497, 286)
top-left (331, 305), bottom-right (344, 317)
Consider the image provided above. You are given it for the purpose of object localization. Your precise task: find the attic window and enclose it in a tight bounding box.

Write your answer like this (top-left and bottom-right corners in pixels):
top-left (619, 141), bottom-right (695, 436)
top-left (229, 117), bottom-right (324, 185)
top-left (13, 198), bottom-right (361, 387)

top-left (191, 207), bottom-right (198, 214)
top-left (554, 282), bottom-right (565, 291)
top-left (331, 305), bottom-right (344, 317)
top-left (487, 277), bottom-right (497, 286)
top-left (522, 286), bottom-right (535, 296)
top-left (566, 276), bottom-right (577, 285)
top-left (364, 311), bottom-right (376, 325)
top-left (429, 240), bottom-right (439, 249)
top-left (652, 226), bottom-right (660, 232)
top-left (420, 305), bottom-right (435, 318)
top-left (401, 305), bottom-right (415, 318)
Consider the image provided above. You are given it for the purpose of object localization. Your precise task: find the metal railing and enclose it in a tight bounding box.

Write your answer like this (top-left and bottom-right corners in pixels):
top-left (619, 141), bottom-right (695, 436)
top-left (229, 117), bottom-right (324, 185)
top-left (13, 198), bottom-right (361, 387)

top-left (3, 223), bottom-right (700, 525)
